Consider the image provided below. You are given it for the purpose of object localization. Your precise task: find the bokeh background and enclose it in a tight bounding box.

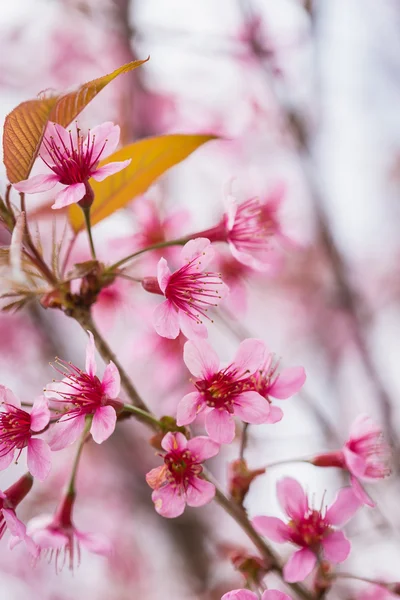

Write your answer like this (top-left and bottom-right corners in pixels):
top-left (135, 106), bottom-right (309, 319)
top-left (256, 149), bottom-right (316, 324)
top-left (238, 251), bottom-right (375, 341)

top-left (0, 1), bottom-right (400, 598)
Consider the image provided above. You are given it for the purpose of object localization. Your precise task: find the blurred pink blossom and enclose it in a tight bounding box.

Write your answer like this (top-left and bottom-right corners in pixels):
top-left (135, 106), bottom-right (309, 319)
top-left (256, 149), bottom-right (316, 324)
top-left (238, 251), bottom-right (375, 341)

top-left (222, 590), bottom-right (292, 600)
top-left (0, 473), bottom-right (37, 557)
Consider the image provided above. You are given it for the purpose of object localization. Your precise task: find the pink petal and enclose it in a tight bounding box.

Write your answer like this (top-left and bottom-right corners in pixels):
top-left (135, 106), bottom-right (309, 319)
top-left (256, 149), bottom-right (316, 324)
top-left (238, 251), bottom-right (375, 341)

top-left (152, 484), bottom-right (186, 518)
top-left (205, 409), bottom-right (236, 444)
top-left (187, 436), bottom-right (220, 461)
top-left (223, 193), bottom-right (238, 231)
top-left (157, 258), bottom-right (172, 294)
top-left (233, 391), bottom-right (270, 424)
top-left (0, 386), bottom-right (21, 408)
top-left (183, 339), bottom-right (220, 378)
top-left (186, 477), bottom-right (215, 507)
top-left (77, 530), bottom-right (112, 556)
top-left (145, 465), bottom-right (167, 490)
top-left (178, 310), bottom-right (209, 340)
top-left (229, 243), bottom-right (276, 273)
top-left (322, 530), bottom-right (351, 564)
top-left (13, 173), bottom-right (60, 194)
top-left (153, 300), bottom-right (180, 339)
top-left (349, 413), bottom-right (380, 440)
top-left (30, 396), bottom-right (50, 432)
top-left (232, 339), bottom-right (266, 375)
top-left (10, 212), bottom-right (25, 281)
top-left (27, 438), bottom-right (51, 481)
top-left (351, 476), bottom-right (375, 507)
top-left (283, 548), bottom-right (316, 583)
top-left (326, 487), bottom-right (361, 526)
top-left (266, 406), bottom-right (284, 424)
top-left (101, 361), bottom-right (120, 398)
top-left (176, 392), bottom-right (204, 426)
top-left (85, 330), bottom-right (97, 377)
top-left (161, 431), bottom-right (188, 453)
top-left (268, 367), bottom-right (306, 399)
top-left (222, 590), bottom-right (257, 600)
top-left (277, 478), bottom-right (308, 520)
top-left (343, 446), bottom-right (367, 478)
top-left (52, 182), bottom-right (86, 209)
top-left (180, 237), bottom-right (214, 269)
top-left (48, 414), bottom-right (86, 451)
top-left (88, 122), bottom-right (121, 159)
top-left (0, 449), bottom-right (14, 471)
top-left (252, 516), bottom-right (290, 543)
top-left (2, 509), bottom-right (26, 538)
top-left (92, 159), bottom-right (131, 181)
top-left (262, 592), bottom-right (292, 600)
top-left (91, 406), bottom-right (116, 444)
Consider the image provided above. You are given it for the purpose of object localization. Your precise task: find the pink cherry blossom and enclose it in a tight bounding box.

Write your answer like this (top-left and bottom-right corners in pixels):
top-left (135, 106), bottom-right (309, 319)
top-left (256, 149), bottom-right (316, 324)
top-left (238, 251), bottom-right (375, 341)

top-left (146, 431), bottom-right (219, 518)
top-left (222, 591), bottom-right (292, 600)
top-left (45, 331), bottom-right (122, 450)
top-left (0, 386), bottom-right (51, 481)
top-left (252, 477), bottom-right (361, 583)
top-left (142, 238), bottom-right (228, 339)
top-left (0, 473), bottom-right (37, 557)
top-left (176, 338), bottom-right (270, 444)
top-left (25, 492), bottom-right (111, 571)
top-left (13, 121), bottom-right (131, 209)
top-left (248, 351), bottom-right (306, 424)
top-left (201, 184), bottom-right (290, 272)
top-left (312, 415), bottom-right (391, 507)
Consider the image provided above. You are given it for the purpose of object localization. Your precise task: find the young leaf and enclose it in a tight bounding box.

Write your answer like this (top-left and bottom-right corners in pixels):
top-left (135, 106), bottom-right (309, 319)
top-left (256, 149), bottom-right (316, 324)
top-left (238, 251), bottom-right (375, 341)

top-left (68, 133), bottom-right (217, 232)
top-left (3, 59), bottom-right (149, 184)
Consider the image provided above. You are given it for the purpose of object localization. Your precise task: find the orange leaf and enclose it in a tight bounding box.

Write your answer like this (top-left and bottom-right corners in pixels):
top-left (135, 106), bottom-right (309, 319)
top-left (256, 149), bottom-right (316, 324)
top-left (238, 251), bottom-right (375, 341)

top-left (3, 58), bottom-right (149, 184)
top-left (68, 134), bottom-right (217, 232)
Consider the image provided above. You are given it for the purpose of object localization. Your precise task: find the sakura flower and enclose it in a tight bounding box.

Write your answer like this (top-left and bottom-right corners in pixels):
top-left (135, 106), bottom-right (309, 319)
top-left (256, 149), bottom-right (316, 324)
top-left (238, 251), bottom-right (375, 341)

top-left (222, 591), bottom-right (292, 600)
top-left (176, 338), bottom-right (270, 444)
top-left (312, 415), bottom-right (391, 507)
top-left (248, 351), bottom-right (306, 424)
top-left (0, 473), bottom-right (38, 556)
top-left (252, 478), bottom-right (361, 583)
top-left (142, 238), bottom-right (228, 339)
top-left (202, 184), bottom-right (290, 272)
top-left (45, 331), bottom-right (122, 450)
top-left (146, 431), bottom-right (219, 518)
top-left (13, 121), bottom-right (130, 209)
top-left (24, 491), bottom-right (111, 571)
top-left (0, 386), bottom-right (51, 481)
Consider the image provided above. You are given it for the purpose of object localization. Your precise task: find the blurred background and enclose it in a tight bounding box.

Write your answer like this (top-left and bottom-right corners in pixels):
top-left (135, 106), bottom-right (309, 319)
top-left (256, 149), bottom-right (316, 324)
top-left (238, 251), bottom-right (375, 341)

top-left (0, 0), bottom-right (400, 598)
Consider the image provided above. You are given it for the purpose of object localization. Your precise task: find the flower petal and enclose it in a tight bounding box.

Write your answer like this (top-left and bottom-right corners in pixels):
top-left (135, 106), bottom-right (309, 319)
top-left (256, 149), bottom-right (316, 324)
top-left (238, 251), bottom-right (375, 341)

top-left (176, 392), bottom-right (204, 426)
top-left (180, 238), bottom-right (214, 269)
top-left (343, 447), bottom-right (367, 478)
top-left (153, 300), bottom-right (180, 339)
top-left (350, 476), bottom-right (375, 507)
top-left (205, 409), bottom-right (235, 444)
top-left (268, 367), bottom-right (306, 399)
top-left (252, 516), bottom-right (291, 543)
top-left (88, 122), bottom-right (121, 159)
top-left (157, 258), bottom-right (172, 294)
top-left (349, 413), bottom-right (380, 440)
top-left (283, 548), bottom-right (316, 583)
top-left (262, 592), bottom-right (292, 600)
top-left (187, 436), bottom-right (220, 461)
top-left (186, 477), bottom-right (215, 507)
top-left (183, 339), bottom-right (220, 378)
top-left (266, 406), bottom-right (284, 424)
top-left (13, 173), bottom-right (60, 194)
top-left (48, 414), bottom-right (86, 451)
top-left (277, 478), bottom-right (308, 520)
top-left (0, 450), bottom-right (14, 471)
top-left (101, 361), bottom-right (120, 398)
top-left (146, 465), bottom-right (167, 490)
top-left (178, 310), bottom-right (208, 340)
top-left (152, 484), bottom-right (186, 518)
top-left (233, 391), bottom-right (270, 424)
top-left (52, 182), bottom-right (86, 209)
top-left (27, 439), bottom-right (51, 481)
top-left (91, 406), bottom-right (117, 444)
top-left (77, 530), bottom-right (112, 556)
top-left (322, 530), bottom-right (351, 564)
top-left (232, 339), bottom-right (266, 375)
top-left (222, 591), bottom-right (257, 600)
top-left (85, 330), bottom-right (97, 377)
top-left (326, 487), bottom-right (361, 526)
top-left (0, 386), bottom-right (21, 408)
top-left (92, 160), bottom-right (131, 181)
top-left (161, 431), bottom-right (188, 453)
top-left (30, 396), bottom-right (50, 432)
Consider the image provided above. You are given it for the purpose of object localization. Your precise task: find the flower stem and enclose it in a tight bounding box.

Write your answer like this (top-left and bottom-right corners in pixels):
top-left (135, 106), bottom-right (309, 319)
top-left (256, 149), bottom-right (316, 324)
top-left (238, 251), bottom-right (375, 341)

top-left (82, 206), bottom-right (97, 260)
top-left (105, 237), bottom-right (190, 273)
top-left (67, 419), bottom-right (91, 496)
top-left (122, 404), bottom-right (162, 429)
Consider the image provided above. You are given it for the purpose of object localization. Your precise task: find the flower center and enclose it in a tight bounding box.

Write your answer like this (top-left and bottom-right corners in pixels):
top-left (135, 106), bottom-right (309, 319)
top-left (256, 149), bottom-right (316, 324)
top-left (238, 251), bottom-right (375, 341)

top-left (288, 510), bottom-right (331, 549)
top-left (228, 198), bottom-right (275, 252)
top-left (250, 357), bottom-right (279, 400)
top-left (50, 359), bottom-right (106, 417)
top-left (0, 405), bottom-right (31, 455)
top-left (40, 125), bottom-right (106, 186)
top-left (164, 450), bottom-right (202, 486)
top-left (348, 433), bottom-right (390, 478)
top-left (195, 368), bottom-right (252, 410)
